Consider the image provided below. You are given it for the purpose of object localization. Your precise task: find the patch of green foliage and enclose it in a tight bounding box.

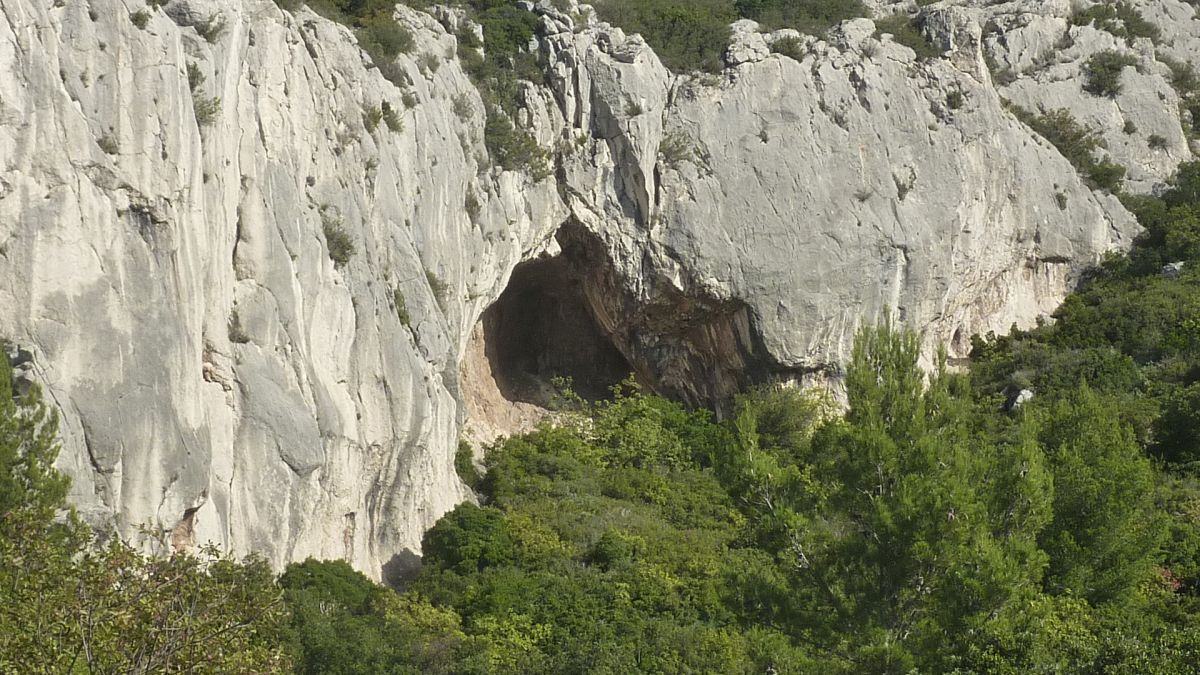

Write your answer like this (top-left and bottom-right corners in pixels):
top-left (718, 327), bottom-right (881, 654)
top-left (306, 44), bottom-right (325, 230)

top-left (392, 286), bottom-right (410, 325)
top-left (0, 372), bottom-right (291, 671)
top-left (1083, 49), bottom-right (1139, 97)
top-left (1011, 105), bottom-right (1127, 192)
top-left (455, 440), bottom-right (482, 490)
top-left (972, 160), bottom-right (1200, 467)
top-left (736, 0), bottom-right (866, 32)
top-left (597, 0), bottom-right (737, 73)
top-left (771, 35), bottom-right (805, 61)
top-left (1160, 54), bottom-right (1200, 138)
top-left (875, 13), bottom-right (941, 60)
top-left (1072, 2), bottom-right (1161, 43)
top-left (596, 0), bottom-right (869, 73)
top-left (320, 207), bottom-right (355, 268)
top-left (278, 319), bottom-right (1200, 671)
top-left (449, 1), bottom-right (552, 179)
top-left (288, 0), bottom-right (417, 85)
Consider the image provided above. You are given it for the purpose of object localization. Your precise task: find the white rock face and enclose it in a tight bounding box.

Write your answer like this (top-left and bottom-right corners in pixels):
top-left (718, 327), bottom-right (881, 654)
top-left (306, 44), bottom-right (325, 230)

top-left (960, 0), bottom-right (1199, 193)
top-left (0, 0), bottom-right (564, 578)
top-left (0, 0), bottom-right (1159, 577)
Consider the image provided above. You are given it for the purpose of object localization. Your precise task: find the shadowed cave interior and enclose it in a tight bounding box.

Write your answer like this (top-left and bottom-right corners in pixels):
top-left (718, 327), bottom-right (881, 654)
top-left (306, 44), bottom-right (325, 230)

top-left (480, 255), bottom-right (633, 407)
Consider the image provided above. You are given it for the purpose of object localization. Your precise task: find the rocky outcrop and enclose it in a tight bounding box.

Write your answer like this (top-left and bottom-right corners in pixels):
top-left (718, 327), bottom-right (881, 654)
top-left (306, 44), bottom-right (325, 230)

top-left (963, 0), bottom-right (1198, 193)
top-left (0, 0), bottom-right (1161, 578)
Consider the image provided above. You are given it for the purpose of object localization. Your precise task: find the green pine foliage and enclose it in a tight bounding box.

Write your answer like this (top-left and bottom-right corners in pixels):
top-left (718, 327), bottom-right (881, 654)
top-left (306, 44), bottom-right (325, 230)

top-left (0, 373), bottom-right (291, 671)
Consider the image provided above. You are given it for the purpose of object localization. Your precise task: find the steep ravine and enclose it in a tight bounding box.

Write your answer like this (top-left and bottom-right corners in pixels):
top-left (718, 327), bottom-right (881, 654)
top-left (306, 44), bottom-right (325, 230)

top-left (1, 0), bottom-right (1170, 579)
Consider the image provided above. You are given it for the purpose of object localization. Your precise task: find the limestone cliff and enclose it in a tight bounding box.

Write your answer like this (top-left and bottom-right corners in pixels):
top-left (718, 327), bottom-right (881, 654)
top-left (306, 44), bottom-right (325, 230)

top-left (0, 0), bottom-right (1173, 578)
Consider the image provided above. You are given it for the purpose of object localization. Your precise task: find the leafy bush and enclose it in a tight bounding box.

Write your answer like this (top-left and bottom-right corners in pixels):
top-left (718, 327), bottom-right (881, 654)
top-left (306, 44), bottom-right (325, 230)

top-left (875, 14), bottom-right (941, 60)
top-left (130, 9), bottom-right (150, 29)
top-left (597, 0), bottom-right (735, 73)
top-left (771, 35), bottom-right (805, 61)
top-left (193, 94), bottom-right (221, 127)
top-left (1072, 2), bottom-right (1160, 43)
top-left (1083, 49), bottom-right (1138, 97)
top-left (392, 286), bottom-right (410, 325)
top-left (320, 208), bottom-right (354, 267)
top-left (735, 0), bottom-right (866, 33)
top-left (197, 13), bottom-right (226, 43)
top-left (381, 101), bottom-right (403, 132)
top-left (455, 440), bottom-right (482, 490)
top-left (1012, 106), bottom-right (1126, 192)
top-left (359, 12), bottom-right (414, 59)
top-left (484, 111), bottom-right (551, 179)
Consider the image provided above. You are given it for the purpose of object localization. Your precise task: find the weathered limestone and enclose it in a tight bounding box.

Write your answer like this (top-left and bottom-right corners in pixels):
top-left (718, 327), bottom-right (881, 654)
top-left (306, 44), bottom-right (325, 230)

top-left (0, 0), bottom-right (1175, 578)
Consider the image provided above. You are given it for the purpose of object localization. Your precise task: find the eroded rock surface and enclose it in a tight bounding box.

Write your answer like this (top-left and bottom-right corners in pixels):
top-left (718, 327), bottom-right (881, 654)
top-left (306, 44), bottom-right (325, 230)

top-left (1, 0), bottom-right (1178, 576)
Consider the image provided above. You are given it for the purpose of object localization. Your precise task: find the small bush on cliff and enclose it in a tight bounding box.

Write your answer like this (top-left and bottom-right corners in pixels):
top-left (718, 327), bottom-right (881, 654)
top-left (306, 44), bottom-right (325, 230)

top-left (1072, 2), bottom-right (1160, 43)
top-left (875, 13), bottom-right (941, 60)
top-left (1084, 49), bottom-right (1138, 97)
top-left (1012, 106), bottom-right (1126, 192)
top-left (320, 207), bottom-right (355, 268)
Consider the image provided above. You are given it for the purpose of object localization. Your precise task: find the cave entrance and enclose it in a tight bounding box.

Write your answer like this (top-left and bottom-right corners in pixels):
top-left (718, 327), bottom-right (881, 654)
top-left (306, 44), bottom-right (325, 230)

top-left (461, 254), bottom-right (633, 442)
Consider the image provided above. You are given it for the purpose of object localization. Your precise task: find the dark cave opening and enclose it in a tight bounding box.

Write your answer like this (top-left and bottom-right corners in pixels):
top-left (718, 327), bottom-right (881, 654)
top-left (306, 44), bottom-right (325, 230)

top-left (479, 255), bottom-right (633, 407)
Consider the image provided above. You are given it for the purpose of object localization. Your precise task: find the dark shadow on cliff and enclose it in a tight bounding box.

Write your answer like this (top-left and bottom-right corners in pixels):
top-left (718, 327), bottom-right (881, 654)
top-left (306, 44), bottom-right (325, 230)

top-left (479, 255), bottom-right (633, 407)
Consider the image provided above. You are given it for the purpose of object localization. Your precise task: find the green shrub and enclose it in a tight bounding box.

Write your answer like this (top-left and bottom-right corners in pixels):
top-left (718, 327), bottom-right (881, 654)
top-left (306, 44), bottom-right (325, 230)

top-left (186, 62), bottom-right (205, 91)
top-left (359, 13), bottom-right (414, 59)
top-left (771, 35), bottom-right (805, 61)
top-left (97, 133), bottom-right (118, 155)
top-left (875, 14), bottom-right (940, 60)
top-left (455, 440), bottom-right (482, 490)
top-left (130, 9), bottom-right (150, 29)
top-left (392, 287), bottom-right (410, 325)
top-left (1149, 133), bottom-right (1169, 150)
top-left (193, 94), bottom-right (221, 127)
top-left (1083, 50), bottom-right (1138, 97)
top-left (735, 0), bottom-right (867, 33)
top-left (426, 270), bottom-right (449, 306)
top-left (363, 104), bottom-right (384, 132)
top-left (1013, 106), bottom-right (1126, 192)
top-left (417, 52), bottom-right (440, 75)
top-left (484, 111), bottom-right (551, 180)
top-left (1072, 2), bottom-right (1160, 43)
top-left (381, 101), bottom-right (403, 132)
top-left (320, 208), bottom-right (354, 268)
top-left (196, 13), bottom-right (226, 43)
top-left (596, 0), bottom-right (736, 73)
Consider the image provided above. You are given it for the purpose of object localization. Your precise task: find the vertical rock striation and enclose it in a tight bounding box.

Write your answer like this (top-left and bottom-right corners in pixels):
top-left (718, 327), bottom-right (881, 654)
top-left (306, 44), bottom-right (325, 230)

top-left (0, 0), bottom-right (1158, 576)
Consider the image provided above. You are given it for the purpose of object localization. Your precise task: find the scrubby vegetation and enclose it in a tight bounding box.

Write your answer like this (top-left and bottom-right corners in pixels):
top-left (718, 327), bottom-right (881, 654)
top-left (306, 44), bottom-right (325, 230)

top-left (320, 207), bottom-right (355, 268)
top-left (1010, 105), bottom-right (1127, 192)
top-left (0, 374), bottom-right (291, 671)
top-left (1083, 49), bottom-right (1139, 97)
top-left (6, 159), bottom-right (1200, 669)
top-left (595, 0), bottom-right (869, 72)
top-left (875, 13), bottom-right (940, 60)
top-left (1072, 1), bottom-right (1160, 43)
